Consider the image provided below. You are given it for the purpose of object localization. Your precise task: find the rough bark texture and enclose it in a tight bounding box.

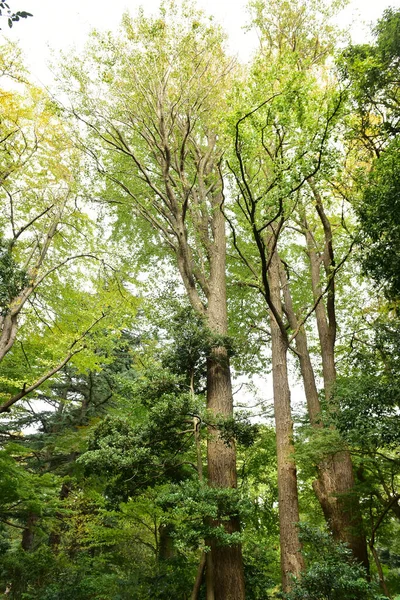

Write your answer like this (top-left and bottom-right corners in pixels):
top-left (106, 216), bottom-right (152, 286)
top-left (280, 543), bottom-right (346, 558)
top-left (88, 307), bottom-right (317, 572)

top-left (206, 552), bottom-right (216, 600)
top-left (269, 250), bottom-right (304, 591)
top-left (206, 349), bottom-right (245, 599)
top-left (204, 201), bottom-right (246, 600)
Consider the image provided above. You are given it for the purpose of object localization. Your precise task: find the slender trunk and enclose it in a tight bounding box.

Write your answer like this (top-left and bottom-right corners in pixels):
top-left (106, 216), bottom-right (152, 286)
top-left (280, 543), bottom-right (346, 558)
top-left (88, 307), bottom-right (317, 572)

top-left (204, 198), bottom-right (245, 600)
top-left (370, 544), bottom-right (391, 599)
top-left (280, 260), bottom-right (322, 427)
top-left (0, 313), bottom-right (18, 363)
top-left (191, 553), bottom-right (207, 600)
top-left (269, 250), bottom-right (304, 591)
top-left (302, 197), bottom-right (369, 570)
top-left (206, 552), bottom-right (215, 600)
top-left (0, 201), bottom-right (66, 364)
top-left (192, 385), bottom-right (215, 599)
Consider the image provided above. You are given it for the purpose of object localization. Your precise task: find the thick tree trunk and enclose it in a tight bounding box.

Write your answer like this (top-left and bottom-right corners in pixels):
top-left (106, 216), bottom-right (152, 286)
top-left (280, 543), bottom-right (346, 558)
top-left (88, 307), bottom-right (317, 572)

top-left (203, 199), bottom-right (246, 600)
top-left (312, 455), bottom-right (369, 569)
top-left (206, 348), bottom-right (245, 600)
top-left (269, 250), bottom-right (304, 591)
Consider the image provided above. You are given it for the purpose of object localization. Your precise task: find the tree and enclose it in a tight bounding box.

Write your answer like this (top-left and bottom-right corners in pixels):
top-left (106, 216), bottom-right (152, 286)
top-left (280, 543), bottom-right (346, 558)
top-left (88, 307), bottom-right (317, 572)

top-left (226, 0), bottom-right (369, 581)
top-left (333, 315), bottom-right (400, 597)
top-left (339, 8), bottom-right (400, 301)
top-left (60, 4), bottom-right (246, 596)
top-left (0, 40), bottom-right (137, 415)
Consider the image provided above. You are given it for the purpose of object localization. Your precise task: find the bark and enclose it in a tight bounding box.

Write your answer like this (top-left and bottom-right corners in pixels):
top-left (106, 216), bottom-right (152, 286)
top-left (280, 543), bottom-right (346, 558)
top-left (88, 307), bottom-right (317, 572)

top-left (269, 248), bottom-right (304, 591)
top-left (300, 190), bottom-right (369, 570)
top-left (191, 553), bottom-right (207, 600)
top-left (158, 524), bottom-right (175, 561)
top-left (282, 254), bottom-right (369, 564)
top-left (312, 456), bottom-right (369, 569)
top-left (21, 513), bottom-right (38, 551)
top-left (280, 261), bottom-right (322, 427)
top-left (370, 545), bottom-right (391, 598)
top-left (203, 196), bottom-right (246, 600)
top-left (206, 552), bottom-right (215, 600)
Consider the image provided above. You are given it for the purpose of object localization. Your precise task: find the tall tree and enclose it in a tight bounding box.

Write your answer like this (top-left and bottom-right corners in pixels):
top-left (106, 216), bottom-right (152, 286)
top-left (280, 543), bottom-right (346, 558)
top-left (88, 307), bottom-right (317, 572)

top-left (339, 8), bottom-right (400, 301)
top-left (60, 4), bottom-right (245, 597)
top-left (227, 0), bottom-right (368, 581)
top-left (0, 40), bottom-right (138, 415)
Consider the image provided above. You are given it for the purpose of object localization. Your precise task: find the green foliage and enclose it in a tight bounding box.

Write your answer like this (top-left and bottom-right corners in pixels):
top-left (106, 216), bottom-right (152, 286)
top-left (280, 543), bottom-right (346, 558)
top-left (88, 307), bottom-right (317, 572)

top-left (216, 411), bottom-right (259, 448)
top-left (1, 5), bottom-right (400, 600)
top-left (285, 525), bottom-right (385, 600)
top-left (334, 316), bottom-right (400, 450)
top-left (0, 2), bottom-right (32, 29)
top-left (157, 479), bottom-right (248, 550)
top-left (358, 139), bottom-right (400, 299)
top-left (339, 8), bottom-right (400, 145)
top-left (340, 8), bottom-right (400, 299)
top-left (0, 238), bottom-right (27, 316)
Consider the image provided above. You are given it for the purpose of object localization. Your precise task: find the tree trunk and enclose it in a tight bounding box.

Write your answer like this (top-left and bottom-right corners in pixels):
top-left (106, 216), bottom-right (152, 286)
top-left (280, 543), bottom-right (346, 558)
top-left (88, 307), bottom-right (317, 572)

top-left (370, 544), bottom-right (391, 598)
top-left (281, 257), bottom-right (368, 559)
top-left (302, 202), bottom-right (369, 571)
top-left (203, 198), bottom-right (246, 600)
top-left (191, 553), bottom-right (207, 600)
top-left (206, 348), bottom-right (245, 599)
top-left (158, 524), bottom-right (175, 561)
top-left (206, 552), bottom-right (215, 600)
top-left (22, 513), bottom-right (38, 551)
top-left (269, 250), bottom-right (304, 591)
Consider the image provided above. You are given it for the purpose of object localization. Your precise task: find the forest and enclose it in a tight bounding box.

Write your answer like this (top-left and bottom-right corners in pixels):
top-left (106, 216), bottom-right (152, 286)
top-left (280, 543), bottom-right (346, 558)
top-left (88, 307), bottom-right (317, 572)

top-left (0, 0), bottom-right (399, 598)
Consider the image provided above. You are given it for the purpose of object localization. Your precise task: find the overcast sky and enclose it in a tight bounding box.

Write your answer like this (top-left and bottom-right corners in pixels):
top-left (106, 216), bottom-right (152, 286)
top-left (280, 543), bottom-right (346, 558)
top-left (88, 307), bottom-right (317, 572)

top-left (1, 0), bottom-right (400, 87)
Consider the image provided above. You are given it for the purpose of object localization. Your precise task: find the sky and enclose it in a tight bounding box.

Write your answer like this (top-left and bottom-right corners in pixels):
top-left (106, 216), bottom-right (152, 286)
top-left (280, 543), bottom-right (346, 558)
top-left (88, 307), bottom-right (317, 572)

top-left (2, 0), bottom-right (400, 88)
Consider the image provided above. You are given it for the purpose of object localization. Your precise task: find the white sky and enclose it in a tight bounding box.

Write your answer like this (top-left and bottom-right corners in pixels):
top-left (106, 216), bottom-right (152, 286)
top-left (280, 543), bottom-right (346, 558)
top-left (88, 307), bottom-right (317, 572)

top-left (2, 0), bottom-right (400, 88)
